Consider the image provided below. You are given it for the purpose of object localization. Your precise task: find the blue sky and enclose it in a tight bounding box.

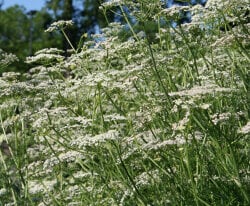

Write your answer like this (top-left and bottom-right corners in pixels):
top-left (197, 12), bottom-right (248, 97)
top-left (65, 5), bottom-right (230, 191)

top-left (2, 0), bottom-right (46, 11)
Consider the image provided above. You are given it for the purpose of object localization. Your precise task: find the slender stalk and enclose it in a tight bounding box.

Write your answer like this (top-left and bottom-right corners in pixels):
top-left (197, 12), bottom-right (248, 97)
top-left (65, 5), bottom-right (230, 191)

top-left (61, 28), bottom-right (76, 53)
top-left (119, 5), bottom-right (139, 42)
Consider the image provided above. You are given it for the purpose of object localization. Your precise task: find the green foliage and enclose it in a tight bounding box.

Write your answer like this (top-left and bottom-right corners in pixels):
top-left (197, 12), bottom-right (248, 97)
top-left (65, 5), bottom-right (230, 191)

top-left (0, 0), bottom-right (118, 73)
top-left (0, 0), bottom-right (249, 205)
top-left (0, 6), bottom-right (63, 73)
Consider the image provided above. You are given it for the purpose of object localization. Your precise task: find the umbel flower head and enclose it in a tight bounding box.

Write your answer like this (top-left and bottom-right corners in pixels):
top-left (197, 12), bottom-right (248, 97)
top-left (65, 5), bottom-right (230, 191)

top-left (25, 48), bottom-right (64, 65)
top-left (0, 49), bottom-right (19, 69)
top-left (45, 20), bottom-right (76, 53)
top-left (45, 20), bottom-right (74, 32)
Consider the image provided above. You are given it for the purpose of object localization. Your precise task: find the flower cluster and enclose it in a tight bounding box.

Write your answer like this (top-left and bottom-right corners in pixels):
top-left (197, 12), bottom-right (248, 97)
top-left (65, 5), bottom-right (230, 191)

top-left (0, 49), bottom-right (18, 70)
top-left (45, 20), bottom-right (74, 32)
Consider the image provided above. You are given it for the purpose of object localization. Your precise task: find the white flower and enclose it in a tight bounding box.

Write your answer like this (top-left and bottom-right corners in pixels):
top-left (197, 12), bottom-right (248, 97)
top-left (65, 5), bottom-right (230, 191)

top-left (135, 169), bottom-right (160, 188)
top-left (26, 53), bottom-right (64, 64)
top-left (28, 179), bottom-right (57, 194)
top-left (43, 156), bottom-right (60, 173)
top-left (211, 35), bottom-right (235, 48)
top-left (143, 132), bottom-right (203, 151)
top-left (200, 103), bottom-right (211, 110)
top-left (101, 0), bottom-right (122, 9)
top-left (238, 122), bottom-right (250, 134)
top-left (0, 49), bottom-right (18, 68)
top-left (0, 188), bottom-right (7, 196)
top-left (211, 112), bottom-right (231, 125)
top-left (58, 151), bottom-right (84, 163)
top-left (104, 114), bottom-right (126, 121)
top-left (35, 48), bottom-right (64, 55)
top-left (172, 110), bottom-right (190, 131)
top-left (1, 72), bottom-right (20, 81)
top-left (70, 130), bottom-right (119, 148)
top-left (169, 84), bottom-right (234, 97)
top-left (45, 20), bottom-right (74, 32)
top-left (161, 6), bottom-right (190, 17)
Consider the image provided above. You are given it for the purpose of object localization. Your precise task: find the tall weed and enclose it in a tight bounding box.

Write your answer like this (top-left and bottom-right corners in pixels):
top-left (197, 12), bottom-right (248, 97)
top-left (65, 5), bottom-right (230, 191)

top-left (0, 0), bottom-right (249, 205)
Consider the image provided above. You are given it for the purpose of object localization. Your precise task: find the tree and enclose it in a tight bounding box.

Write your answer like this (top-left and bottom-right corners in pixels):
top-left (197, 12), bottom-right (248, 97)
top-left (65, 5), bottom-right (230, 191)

top-left (80, 0), bottom-right (115, 33)
top-left (44, 0), bottom-right (117, 53)
top-left (0, 6), bottom-right (30, 72)
top-left (0, 0), bottom-right (4, 10)
top-left (0, 5), bottom-right (62, 73)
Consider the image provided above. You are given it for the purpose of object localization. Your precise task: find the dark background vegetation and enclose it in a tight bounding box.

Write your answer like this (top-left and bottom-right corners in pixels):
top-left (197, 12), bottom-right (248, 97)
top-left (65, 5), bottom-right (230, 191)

top-left (0, 0), bottom-right (207, 73)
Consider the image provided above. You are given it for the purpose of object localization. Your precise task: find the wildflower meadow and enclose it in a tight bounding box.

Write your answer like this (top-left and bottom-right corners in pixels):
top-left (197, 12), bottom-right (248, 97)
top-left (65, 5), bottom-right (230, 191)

top-left (0, 0), bottom-right (249, 205)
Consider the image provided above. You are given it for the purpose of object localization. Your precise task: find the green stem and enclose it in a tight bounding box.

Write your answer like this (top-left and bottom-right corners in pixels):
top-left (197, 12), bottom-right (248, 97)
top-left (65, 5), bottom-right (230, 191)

top-left (61, 28), bottom-right (76, 53)
top-left (119, 5), bottom-right (139, 42)
top-left (143, 23), bottom-right (172, 106)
